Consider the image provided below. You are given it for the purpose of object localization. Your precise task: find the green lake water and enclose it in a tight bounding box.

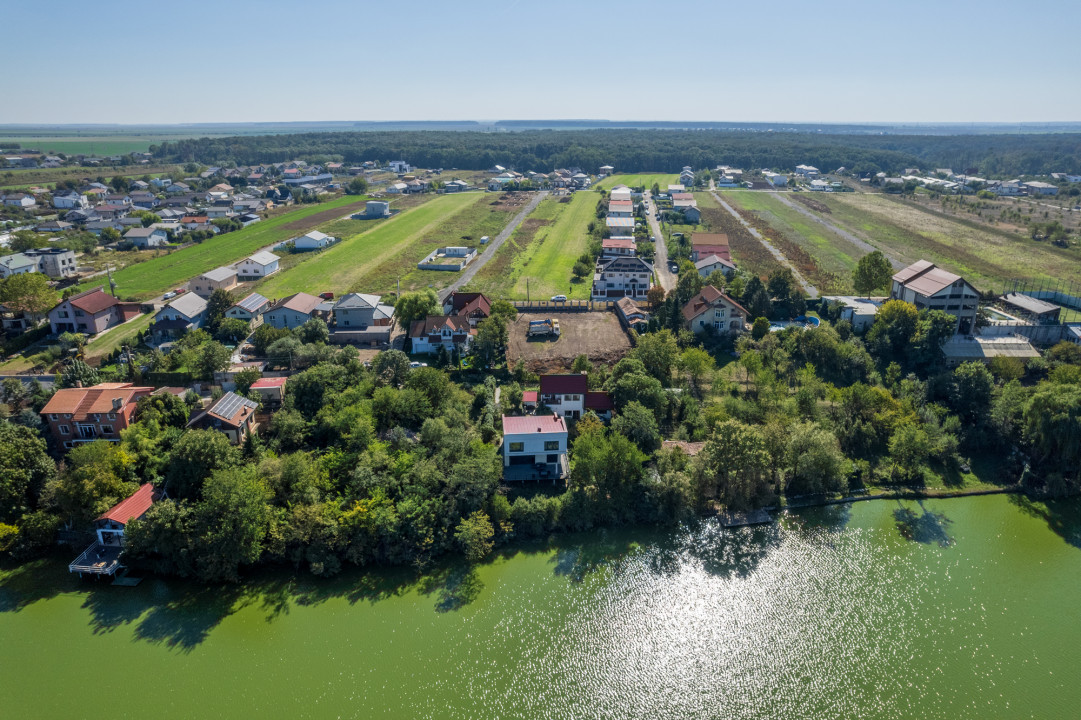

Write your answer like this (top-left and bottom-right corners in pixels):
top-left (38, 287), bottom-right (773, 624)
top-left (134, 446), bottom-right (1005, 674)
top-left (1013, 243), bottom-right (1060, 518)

top-left (2, 493), bottom-right (1080, 719)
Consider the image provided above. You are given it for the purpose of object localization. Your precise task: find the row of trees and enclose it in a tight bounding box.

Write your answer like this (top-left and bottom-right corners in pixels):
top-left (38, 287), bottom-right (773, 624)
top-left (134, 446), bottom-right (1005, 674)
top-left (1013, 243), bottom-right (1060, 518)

top-left (151, 129), bottom-right (1081, 178)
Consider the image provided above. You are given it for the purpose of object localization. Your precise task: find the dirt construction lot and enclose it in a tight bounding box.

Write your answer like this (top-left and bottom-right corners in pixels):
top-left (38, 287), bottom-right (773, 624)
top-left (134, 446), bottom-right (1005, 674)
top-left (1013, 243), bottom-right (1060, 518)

top-left (507, 311), bottom-right (632, 373)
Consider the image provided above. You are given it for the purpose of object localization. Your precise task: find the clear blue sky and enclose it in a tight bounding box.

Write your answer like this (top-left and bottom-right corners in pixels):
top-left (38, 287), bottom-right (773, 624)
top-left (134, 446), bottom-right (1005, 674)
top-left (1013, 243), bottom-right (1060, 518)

top-left (3, 0), bottom-right (1079, 124)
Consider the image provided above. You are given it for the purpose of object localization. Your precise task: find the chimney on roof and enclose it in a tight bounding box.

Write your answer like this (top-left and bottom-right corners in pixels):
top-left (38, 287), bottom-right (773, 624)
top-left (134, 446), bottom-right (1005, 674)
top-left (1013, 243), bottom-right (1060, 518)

top-left (75, 381), bottom-right (83, 388)
top-left (112, 397), bottom-right (123, 411)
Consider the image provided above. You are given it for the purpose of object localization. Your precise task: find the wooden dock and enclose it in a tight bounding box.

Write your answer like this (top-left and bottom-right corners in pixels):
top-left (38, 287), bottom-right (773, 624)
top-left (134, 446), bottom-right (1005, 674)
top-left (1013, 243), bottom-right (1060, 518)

top-left (718, 509), bottom-right (773, 528)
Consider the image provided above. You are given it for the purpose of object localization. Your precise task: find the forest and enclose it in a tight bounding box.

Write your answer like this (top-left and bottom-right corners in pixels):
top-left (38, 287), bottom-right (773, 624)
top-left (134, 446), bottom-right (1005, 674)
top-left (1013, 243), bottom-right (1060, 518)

top-left (151, 129), bottom-right (1081, 177)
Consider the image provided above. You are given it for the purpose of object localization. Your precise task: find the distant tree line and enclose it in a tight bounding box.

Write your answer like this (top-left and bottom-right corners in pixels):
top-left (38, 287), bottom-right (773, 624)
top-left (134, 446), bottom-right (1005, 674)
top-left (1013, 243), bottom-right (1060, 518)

top-left (151, 129), bottom-right (1081, 177)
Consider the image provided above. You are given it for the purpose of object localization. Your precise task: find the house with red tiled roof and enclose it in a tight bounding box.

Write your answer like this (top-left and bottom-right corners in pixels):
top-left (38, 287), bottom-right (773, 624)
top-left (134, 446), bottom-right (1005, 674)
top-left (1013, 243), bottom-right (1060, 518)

top-left (69, 482), bottom-right (160, 576)
top-left (250, 376), bottom-right (287, 405)
top-left (442, 291), bottom-right (492, 327)
top-left (689, 233), bottom-right (731, 262)
top-left (527, 374), bottom-right (614, 420)
top-left (47, 286), bottom-right (141, 335)
top-left (682, 285), bottom-right (748, 334)
top-left (409, 315), bottom-right (476, 354)
top-left (41, 382), bottom-right (154, 449)
top-left (501, 414), bottom-right (568, 481)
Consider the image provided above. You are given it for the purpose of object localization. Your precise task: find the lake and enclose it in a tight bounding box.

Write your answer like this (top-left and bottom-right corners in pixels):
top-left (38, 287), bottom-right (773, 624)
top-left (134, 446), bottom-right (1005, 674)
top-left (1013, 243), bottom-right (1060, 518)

top-left (2, 493), bottom-right (1079, 719)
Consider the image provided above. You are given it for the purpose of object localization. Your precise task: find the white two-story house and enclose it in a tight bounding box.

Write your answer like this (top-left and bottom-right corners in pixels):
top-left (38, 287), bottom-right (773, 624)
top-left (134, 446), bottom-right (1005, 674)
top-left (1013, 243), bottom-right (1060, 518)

top-left (592, 256), bottom-right (653, 300)
top-left (501, 414), bottom-right (568, 481)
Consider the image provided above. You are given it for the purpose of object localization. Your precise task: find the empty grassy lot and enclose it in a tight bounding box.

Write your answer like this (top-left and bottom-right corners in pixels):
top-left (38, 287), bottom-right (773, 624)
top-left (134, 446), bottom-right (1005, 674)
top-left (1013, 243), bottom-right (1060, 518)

top-left (254, 192), bottom-right (482, 298)
top-left (73, 196), bottom-right (370, 301)
top-left (465, 192), bottom-right (597, 300)
top-left (723, 190), bottom-right (864, 292)
top-left (596, 173), bottom-right (678, 190)
top-left (813, 193), bottom-right (1081, 289)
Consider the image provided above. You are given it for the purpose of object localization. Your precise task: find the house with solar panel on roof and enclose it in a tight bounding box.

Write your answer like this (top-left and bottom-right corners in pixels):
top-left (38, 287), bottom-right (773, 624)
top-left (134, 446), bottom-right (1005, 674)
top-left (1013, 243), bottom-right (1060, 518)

top-left (225, 292), bottom-right (270, 328)
top-left (187, 391), bottom-right (259, 443)
top-left (69, 483), bottom-right (159, 577)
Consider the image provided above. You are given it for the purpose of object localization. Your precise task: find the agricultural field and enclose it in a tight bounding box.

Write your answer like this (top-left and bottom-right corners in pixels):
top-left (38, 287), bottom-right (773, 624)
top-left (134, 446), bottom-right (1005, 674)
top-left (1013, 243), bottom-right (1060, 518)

top-left (253, 192), bottom-right (482, 298)
top-left (74, 195), bottom-right (371, 301)
top-left (507, 312), bottom-right (632, 374)
top-left (464, 192), bottom-right (597, 300)
top-left (811, 193), bottom-right (1081, 289)
top-left (0, 165), bottom-right (182, 191)
top-left (695, 192), bottom-right (785, 280)
top-left (722, 190), bottom-right (864, 292)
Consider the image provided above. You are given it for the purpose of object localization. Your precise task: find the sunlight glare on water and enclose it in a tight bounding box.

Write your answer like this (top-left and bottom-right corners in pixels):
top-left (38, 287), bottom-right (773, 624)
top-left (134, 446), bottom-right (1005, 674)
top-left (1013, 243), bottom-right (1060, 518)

top-left (1, 495), bottom-right (1078, 719)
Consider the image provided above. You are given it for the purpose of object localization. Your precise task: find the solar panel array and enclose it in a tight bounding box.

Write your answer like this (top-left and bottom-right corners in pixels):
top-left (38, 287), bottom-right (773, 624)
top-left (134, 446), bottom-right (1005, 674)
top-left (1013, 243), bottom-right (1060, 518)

top-left (212, 392), bottom-right (257, 421)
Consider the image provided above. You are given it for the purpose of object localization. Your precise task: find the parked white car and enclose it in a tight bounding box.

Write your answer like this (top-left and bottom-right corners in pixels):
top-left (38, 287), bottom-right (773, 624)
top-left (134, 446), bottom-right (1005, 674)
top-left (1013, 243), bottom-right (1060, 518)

top-left (550, 294), bottom-right (567, 302)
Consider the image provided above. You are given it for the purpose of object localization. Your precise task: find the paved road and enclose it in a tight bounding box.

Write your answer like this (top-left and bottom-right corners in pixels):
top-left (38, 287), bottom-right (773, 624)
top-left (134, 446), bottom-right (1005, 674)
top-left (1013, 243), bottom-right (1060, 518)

top-left (709, 183), bottom-right (818, 298)
top-left (644, 191), bottom-right (675, 292)
top-left (769, 191), bottom-right (904, 270)
top-left (439, 191), bottom-right (548, 302)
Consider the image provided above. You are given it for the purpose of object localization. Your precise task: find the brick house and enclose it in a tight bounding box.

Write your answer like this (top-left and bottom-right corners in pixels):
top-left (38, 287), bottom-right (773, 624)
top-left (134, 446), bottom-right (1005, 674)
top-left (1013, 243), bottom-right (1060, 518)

top-left (40, 382), bottom-right (154, 449)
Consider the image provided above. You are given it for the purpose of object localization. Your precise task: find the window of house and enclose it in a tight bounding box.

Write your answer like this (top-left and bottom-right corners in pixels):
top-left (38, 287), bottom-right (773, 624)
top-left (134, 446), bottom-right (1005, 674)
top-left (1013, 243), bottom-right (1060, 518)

top-left (49, 414), bottom-right (57, 421)
top-left (544, 440), bottom-right (560, 451)
top-left (108, 413), bottom-right (116, 420)
top-left (74, 310), bottom-right (84, 317)
top-left (59, 425), bottom-right (70, 435)
top-left (509, 442), bottom-right (524, 453)
top-left (59, 310), bottom-right (69, 318)
top-left (101, 426), bottom-right (114, 435)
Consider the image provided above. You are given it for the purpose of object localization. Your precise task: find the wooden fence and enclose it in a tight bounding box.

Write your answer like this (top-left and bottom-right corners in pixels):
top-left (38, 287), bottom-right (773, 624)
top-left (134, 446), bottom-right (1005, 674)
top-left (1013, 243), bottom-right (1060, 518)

top-left (511, 299), bottom-right (616, 313)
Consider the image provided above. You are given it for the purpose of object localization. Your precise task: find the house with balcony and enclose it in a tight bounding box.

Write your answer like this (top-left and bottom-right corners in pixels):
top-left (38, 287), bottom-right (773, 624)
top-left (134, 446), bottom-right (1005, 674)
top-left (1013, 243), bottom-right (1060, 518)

top-left (68, 483), bottom-right (158, 577)
top-left (41, 382), bottom-right (154, 449)
top-left (532, 374), bottom-right (613, 420)
top-left (890, 260), bottom-right (980, 334)
top-left (443, 292), bottom-right (492, 327)
top-left (501, 414), bottom-right (569, 482)
top-left (409, 315), bottom-right (475, 354)
top-left (592, 256), bottom-right (653, 300)
top-left (682, 285), bottom-right (749, 334)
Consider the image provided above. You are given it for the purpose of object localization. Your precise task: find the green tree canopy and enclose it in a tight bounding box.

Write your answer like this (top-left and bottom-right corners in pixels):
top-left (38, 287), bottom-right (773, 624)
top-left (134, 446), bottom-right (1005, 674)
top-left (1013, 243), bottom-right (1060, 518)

top-left (852, 251), bottom-right (894, 297)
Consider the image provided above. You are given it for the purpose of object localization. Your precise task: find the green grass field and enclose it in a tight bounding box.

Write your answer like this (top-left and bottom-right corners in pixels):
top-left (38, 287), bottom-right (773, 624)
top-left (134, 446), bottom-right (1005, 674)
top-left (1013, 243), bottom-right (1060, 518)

top-left (465, 193), bottom-right (597, 300)
top-left (254, 193), bottom-right (482, 298)
top-left (724, 190), bottom-right (865, 292)
top-left (595, 173), bottom-right (679, 190)
top-left (74, 196), bottom-right (370, 301)
top-left (84, 313), bottom-right (155, 362)
top-left (813, 193), bottom-right (1081, 289)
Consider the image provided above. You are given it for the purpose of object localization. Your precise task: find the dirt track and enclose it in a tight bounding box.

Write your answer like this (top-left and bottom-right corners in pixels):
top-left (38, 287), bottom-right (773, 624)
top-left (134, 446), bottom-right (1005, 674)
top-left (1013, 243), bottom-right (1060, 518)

top-left (507, 311), bottom-right (632, 373)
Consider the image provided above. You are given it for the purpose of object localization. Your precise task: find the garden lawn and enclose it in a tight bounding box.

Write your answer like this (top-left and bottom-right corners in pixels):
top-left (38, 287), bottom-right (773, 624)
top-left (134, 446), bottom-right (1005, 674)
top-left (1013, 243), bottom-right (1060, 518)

top-left (84, 313), bottom-right (155, 363)
top-left (254, 193), bottom-right (481, 298)
top-left (74, 196), bottom-right (369, 301)
top-left (596, 173), bottom-right (678, 190)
